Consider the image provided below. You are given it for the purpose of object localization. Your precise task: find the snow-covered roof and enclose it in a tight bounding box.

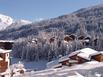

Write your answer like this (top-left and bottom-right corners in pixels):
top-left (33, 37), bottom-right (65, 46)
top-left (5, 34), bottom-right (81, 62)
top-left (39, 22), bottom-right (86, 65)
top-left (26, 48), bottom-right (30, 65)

top-left (77, 48), bottom-right (98, 60)
top-left (52, 63), bottom-right (62, 68)
top-left (0, 48), bottom-right (11, 53)
top-left (59, 55), bottom-right (69, 63)
top-left (77, 52), bottom-right (90, 60)
top-left (69, 50), bottom-right (80, 57)
top-left (79, 48), bottom-right (97, 54)
top-left (0, 40), bottom-right (14, 43)
top-left (47, 60), bottom-right (59, 68)
top-left (99, 51), bottom-right (103, 54)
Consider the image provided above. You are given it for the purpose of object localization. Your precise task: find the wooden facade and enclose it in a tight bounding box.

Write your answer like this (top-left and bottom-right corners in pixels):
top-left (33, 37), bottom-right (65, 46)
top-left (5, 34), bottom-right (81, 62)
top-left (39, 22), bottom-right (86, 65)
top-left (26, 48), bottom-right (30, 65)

top-left (91, 54), bottom-right (103, 62)
top-left (64, 35), bottom-right (73, 42)
top-left (0, 53), bottom-right (9, 73)
top-left (77, 56), bottom-right (89, 64)
top-left (59, 60), bottom-right (69, 66)
top-left (69, 54), bottom-right (78, 60)
top-left (0, 61), bottom-right (8, 72)
top-left (69, 54), bottom-right (89, 64)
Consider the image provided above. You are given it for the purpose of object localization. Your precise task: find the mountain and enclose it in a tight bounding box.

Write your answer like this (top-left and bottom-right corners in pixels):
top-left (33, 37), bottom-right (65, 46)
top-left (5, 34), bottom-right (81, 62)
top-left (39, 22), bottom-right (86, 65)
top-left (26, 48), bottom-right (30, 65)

top-left (6, 19), bottom-right (32, 29)
top-left (1, 4), bottom-right (103, 40)
top-left (0, 14), bottom-right (13, 30)
top-left (1, 4), bottom-right (103, 61)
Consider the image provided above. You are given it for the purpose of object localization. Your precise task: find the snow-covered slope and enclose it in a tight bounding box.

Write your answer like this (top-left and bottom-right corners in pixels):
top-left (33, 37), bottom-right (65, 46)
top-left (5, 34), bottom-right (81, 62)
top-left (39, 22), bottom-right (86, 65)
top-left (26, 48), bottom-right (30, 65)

top-left (0, 14), bottom-right (32, 30)
top-left (14, 61), bottom-right (103, 77)
top-left (6, 19), bottom-right (32, 29)
top-left (0, 14), bottom-right (13, 30)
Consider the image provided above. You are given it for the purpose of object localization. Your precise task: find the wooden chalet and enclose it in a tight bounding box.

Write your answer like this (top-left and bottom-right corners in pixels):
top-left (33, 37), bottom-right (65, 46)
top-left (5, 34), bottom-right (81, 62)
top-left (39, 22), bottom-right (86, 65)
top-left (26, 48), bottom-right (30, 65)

top-left (59, 55), bottom-right (78, 66)
top-left (91, 52), bottom-right (103, 62)
top-left (64, 35), bottom-right (73, 43)
top-left (0, 49), bottom-right (11, 73)
top-left (46, 48), bottom-right (102, 69)
top-left (59, 55), bottom-right (70, 66)
top-left (68, 50), bottom-right (80, 60)
top-left (0, 40), bottom-right (14, 77)
top-left (69, 48), bottom-right (98, 64)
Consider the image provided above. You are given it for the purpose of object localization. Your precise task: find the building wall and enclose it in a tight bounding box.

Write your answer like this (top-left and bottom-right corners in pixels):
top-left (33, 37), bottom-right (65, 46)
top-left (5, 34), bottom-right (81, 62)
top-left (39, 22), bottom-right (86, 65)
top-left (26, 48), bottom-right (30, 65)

top-left (69, 55), bottom-right (78, 60)
top-left (69, 55), bottom-right (88, 64)
top-left (91, 54), bottom-right (103, 62)
top-left (0, 53), bottom-right (9, 73)
top-left (60, 60), bottom-right (69, 65)
top-left (0, 61), bottom-right (8, 72)
top-left (77, 56), bottom-right (89, 64)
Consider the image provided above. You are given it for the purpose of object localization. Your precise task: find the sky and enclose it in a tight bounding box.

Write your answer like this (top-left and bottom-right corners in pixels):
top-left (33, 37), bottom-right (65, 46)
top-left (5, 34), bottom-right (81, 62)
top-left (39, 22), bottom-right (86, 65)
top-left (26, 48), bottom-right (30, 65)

top-left (0, 0), bottom-right (103, 21)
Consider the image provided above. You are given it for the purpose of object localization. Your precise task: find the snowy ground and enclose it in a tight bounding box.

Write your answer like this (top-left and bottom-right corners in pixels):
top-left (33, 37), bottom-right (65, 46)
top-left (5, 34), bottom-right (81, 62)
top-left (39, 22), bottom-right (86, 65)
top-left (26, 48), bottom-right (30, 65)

top-left (11, 58), bottom-right (48, 71)
top-left (13, 61), bottom-right (103, 77)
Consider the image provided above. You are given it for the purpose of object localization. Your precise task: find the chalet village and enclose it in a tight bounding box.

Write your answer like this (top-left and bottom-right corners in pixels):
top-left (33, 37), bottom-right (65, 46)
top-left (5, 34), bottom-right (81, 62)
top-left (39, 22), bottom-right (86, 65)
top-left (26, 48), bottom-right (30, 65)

top-left (47, 48), bottom-right (103, 68)
top-left (1, 34), bottom-right (103, 77)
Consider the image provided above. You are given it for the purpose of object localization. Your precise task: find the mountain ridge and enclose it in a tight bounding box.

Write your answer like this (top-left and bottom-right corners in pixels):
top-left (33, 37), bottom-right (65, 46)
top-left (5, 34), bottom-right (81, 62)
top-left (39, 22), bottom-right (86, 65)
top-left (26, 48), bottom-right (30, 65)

top-left (1, 4), bottom-right (103, 61)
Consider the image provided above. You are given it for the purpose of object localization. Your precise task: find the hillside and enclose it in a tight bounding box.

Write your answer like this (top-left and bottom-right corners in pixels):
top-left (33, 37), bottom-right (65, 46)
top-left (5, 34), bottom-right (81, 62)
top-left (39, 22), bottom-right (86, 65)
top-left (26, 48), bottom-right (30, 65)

top-left (0, 14), bottom-right (13, 30)
top-left (0, 4), bottom-right (103, 39)
top-left (13, 61), bottom-right (103, 77)
top-left (1, 4), bottom-right (103, 61)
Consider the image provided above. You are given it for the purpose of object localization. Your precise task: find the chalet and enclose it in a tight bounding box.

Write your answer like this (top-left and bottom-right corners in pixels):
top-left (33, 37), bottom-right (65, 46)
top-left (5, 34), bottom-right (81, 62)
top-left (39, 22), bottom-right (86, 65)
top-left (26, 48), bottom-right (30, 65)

top-left (68, 50), bottom-right (80, 60)
top-left (91, 52), bottom-right (103, 62)
top-left (59, 55), bottom-right (70, 66)
top-left (0, 40), bottom-right (14, 77)
top-left (47, 48), bottom-right (99, 68)
top-left (59, 55), bottom-right (78, 66)
top-left (69, 48), bottom-right (98, 64)
top-left (64, 35), bottom-right (73, 43)
top-left (0, 49), bottom-right (11, 74)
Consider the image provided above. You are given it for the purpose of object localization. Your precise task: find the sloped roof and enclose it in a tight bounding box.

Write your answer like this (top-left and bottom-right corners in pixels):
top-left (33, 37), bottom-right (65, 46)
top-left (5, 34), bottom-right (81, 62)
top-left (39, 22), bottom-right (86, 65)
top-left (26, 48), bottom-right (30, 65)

top-left (0, 40), bottom-right (14, 43)
top-left (69, 48), bottom-right (98, 60)
top-left (77, 48), bottom-right (98, 60)
top-left (0, 48), bottom-right (11, 53)
top-left (59, 55), bottom-right (70, 63)
top-left (69, 50), bottom-right (80, 57)
top-left (47, 60), bottom-right (59, 68)
top-left (79, 48), bottom-right (97, 54)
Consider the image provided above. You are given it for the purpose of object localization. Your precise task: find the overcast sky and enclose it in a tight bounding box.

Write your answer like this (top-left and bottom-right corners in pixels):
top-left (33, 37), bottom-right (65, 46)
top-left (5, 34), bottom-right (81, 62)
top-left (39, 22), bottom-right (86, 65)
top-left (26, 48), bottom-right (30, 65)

top-left (0, 0), bottom-right (103, 21)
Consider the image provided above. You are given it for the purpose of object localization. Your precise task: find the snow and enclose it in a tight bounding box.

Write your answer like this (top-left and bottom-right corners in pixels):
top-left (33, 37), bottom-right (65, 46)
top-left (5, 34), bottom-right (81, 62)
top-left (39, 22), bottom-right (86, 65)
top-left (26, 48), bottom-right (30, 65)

top-left (0, 48), bottom-right (11, 53)
top-left (77, 48), bottom-right (98, 60)
top-left (47, 59), bottom-right (59, 68)
top-left (11, 58), bottom-right (47, 71)
top-left (34, 61), bottom-right (103, 77)
top-left (0, 14), bottom-right (13, 30)
top-left (12, 60), bottom-right (103, 77)
top-left (12, 48), bottom-right (103, 77)
top-left (79, 48), bottom-right (98, 54)
top-left (7, 19), bottom-right (32, 29)
top-left (68, 50), bottom-right (80, 57)
top-left (13, 55), bottom-right (102, 76)
top-left (0, 40), bottom-right (14, 43)
top-left (69, 48), bottom-right (98, 60)
top-left (99, 51), bottom-right (103, 54)
top-left (59, 55), bottom-right (69, 62)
